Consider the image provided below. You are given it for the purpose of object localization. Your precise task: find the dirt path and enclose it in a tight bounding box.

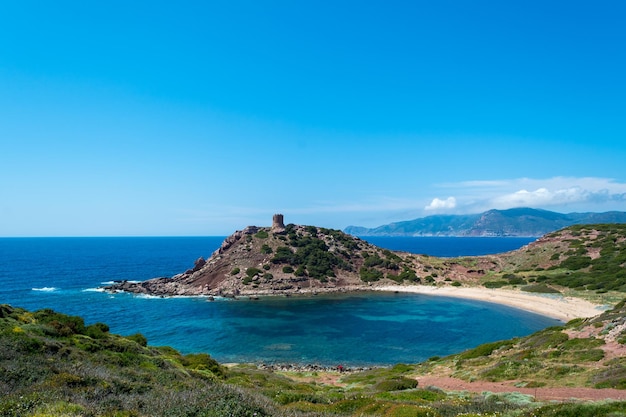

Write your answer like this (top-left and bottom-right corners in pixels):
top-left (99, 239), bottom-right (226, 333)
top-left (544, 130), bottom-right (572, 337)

top-left (418, 376), bottom-right (626, 401)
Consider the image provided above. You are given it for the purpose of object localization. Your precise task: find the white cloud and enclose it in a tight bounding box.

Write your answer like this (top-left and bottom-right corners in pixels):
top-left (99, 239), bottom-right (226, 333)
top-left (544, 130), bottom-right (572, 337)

top-left (425, 197), bottom-right (457, 211)
top-left (491, 187), bottom-right (586, 208)
top-left (436, 177), bottom-right (626, 214)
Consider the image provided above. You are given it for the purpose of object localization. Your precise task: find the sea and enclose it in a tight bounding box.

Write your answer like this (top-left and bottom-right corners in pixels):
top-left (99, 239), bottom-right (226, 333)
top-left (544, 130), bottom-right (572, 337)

top-left (0, 235), bottom-right (560, 366)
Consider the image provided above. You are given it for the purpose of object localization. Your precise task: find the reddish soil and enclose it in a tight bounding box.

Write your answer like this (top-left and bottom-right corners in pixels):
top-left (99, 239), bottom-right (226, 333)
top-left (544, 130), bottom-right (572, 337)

top-left (418, 376), bottom-right (626, 401)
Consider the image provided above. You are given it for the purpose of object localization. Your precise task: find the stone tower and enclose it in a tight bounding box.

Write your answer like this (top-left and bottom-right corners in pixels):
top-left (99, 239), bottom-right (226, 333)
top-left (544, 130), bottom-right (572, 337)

top-left (272, 213), bottom-right (285, 233)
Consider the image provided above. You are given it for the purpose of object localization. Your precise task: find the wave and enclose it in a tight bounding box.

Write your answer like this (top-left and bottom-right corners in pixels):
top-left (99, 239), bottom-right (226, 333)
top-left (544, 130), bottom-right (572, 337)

top-left (32, 287), bottom-right (58, 292)
top-left (82, 288), bottom-right (106, 293)
top-left (100, 280), bottom-right (141, 285)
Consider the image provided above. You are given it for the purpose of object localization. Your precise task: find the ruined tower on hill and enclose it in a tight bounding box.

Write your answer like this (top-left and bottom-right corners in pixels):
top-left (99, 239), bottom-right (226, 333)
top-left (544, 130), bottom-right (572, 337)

top-left (272, 213), bottom-right (285, 233)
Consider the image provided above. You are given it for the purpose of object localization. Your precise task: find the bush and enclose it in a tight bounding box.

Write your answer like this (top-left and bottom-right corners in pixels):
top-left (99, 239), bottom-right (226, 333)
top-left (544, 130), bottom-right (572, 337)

top-left (255, 230), bottom-right (269, 239)
top-left (521, 284), bottom-right (561, 294)
top-left (484, 280), bottom-right (507, 288)
top-left (246, 267), bottom-right (262, 278)
top-left (525, 401), bottom-right (626, 416)
top-left (125, 333), bottom-right (148, 347)
top-left (182, 353), bottom-right (224, 377)
top-left (271, 246), bottom-right (295, 264)
top-left (85, 322), bottom-right (109, 339)
top-left (360, 267), bottom-right (384, 282)
top-left (260, 244), bottom-right (273, 254)
top-left (231, 267), bottom-right (240, 275)
top-left (282, 266), bottom-right (294, 273)
top-left (559, 256), bottom-right (592, 270)
top-left (34, 309), bottom-right (86, 337)
top-left (375, 377), bottom-right (418, 391)
top-left (460, 340), bottom-right (513, 360)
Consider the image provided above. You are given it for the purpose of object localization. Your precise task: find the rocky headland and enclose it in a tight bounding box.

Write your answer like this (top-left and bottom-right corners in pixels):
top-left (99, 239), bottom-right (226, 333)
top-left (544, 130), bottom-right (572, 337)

top-left (104, 215), bottom-right (626, 320)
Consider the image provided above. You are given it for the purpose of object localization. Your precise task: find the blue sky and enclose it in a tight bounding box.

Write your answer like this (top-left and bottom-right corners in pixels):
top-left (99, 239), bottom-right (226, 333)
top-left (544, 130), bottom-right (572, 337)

top-left (1, 1), bottom-right (625, 236)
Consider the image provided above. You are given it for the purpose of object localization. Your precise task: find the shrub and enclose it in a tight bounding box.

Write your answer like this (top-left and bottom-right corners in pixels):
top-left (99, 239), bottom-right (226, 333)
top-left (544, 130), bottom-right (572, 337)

top-left (527, 401), bottom-right (626, 416)
top-left (522, 328), bottom-right (568, 349)
top-left (375, 377), bottom-right (418, 391)
top-left (34, 309), bottom-right (86, 337)
top-left (460, 340), bottom-right (513, 359)
top-left (484, 280), bottom-right (507, 288)
top-left (271, 246), bottom-right (295, 264)
top-left (364, 255), bottom-right (384, 267)
top-left (282, 266), bottom-right (294, 273)
top-left (231, 267), bottom-right (240, 275)
top-left (382, 249), bottom-right (402, 262)
top-left (360, 267), bottom-right (384, 282)
top-left (125, 333), bottom-right (148, 347)
top-left (521, 284), bottom-right (561, 294)
top-left (246, 267), bottom-right (262, 278)
top-left (182, 353), bottom-right (224, 377)
top-left (85, 322), bottom-right (109, 339)
top-left (559, 256), bottom-right (592, 270)
top-left (506, 276), bottom-right (526, 285)
top-left (260, 244), bottom-right (273, 254)
top-left (255, 230), bottom-right (269, 239)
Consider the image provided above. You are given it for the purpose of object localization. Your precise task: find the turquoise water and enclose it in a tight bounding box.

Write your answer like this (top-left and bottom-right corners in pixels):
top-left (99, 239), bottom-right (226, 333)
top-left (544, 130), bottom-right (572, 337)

top-left (0, 236), bottom-right (558, 365)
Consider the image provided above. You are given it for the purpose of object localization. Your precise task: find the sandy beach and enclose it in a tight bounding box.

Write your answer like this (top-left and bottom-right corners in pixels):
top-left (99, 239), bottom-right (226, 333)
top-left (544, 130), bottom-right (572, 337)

top-left (373, 285), bottom-right (607, 322)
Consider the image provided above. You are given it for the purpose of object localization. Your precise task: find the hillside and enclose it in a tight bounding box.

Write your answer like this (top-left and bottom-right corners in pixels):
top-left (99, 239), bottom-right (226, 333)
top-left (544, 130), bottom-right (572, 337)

top-left (106, 222), bottom-right (422, 297)
top-left (4, 303), bottom-right (626, 417)
top-left (413, 298), bottom-right (626, 392)
top-left (106, 220), bottom-right (626, 303)
top-left (344, 208), bottom-right (626, 237)
top-left (4, 303), bottom-right (626, 416)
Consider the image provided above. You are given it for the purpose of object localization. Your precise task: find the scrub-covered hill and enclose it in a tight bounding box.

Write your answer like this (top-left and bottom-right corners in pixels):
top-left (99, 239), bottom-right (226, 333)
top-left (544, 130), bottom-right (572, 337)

top-left (106, 220), bottom-right (626, 304)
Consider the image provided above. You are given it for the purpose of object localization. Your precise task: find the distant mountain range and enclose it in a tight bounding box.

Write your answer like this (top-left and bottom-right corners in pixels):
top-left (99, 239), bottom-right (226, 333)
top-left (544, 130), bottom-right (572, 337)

top-left (344, 208), bottom-right (626, 237)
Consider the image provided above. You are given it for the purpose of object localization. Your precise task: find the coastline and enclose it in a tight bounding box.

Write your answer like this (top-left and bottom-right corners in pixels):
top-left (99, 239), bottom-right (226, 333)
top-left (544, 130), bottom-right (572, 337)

top-left (372, 285), bottom-right (606, 322)
top-left (106, 280), bottom-right (609, 322)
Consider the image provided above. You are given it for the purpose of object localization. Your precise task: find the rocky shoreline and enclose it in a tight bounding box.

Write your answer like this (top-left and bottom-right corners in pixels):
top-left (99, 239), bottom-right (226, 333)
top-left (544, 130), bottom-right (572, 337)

top-left (102, 279), bottom-right (384, 298)
top-left (255, 363), bottom-right (376, 374)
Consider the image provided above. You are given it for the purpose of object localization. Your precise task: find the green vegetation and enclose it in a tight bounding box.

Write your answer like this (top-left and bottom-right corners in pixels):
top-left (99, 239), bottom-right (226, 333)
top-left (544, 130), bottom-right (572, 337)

top-left (478, 224), bottom-right (626, 295)
top-left (359, 267), bottom-right (384, 282)
top-left (518, 402), bottom-right (626, 417)
top-left (268, 225), bottom-right (352, 280)
top-left (5, 302), bottom-right (626, 416)
top-left (387, 267), bottom-right (420, 283)
top-left (255, 230), bottom-right (269, 239)
top-left (521, 283), bottom-right (561, 294)
top-left (0, 305), bottom-right (279, 417)
top-left (246, 267), bottom-right (262, 278)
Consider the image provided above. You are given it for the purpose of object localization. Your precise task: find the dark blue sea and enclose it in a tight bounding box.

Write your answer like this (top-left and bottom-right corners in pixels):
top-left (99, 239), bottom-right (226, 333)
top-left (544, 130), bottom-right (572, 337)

top-left (0, 236), bottom-right (558, 366)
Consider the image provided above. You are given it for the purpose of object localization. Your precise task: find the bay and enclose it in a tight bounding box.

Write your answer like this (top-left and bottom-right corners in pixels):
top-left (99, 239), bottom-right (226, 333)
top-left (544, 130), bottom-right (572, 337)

top-left (0, 236), bottom-right (558, 366)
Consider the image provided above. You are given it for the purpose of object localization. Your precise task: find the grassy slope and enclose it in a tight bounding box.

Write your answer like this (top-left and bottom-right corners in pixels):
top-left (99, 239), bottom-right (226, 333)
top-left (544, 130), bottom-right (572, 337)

top-left (3, 303), bottom-right (626, 416)
top-left (412, 299), bottom-right (626, 389)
